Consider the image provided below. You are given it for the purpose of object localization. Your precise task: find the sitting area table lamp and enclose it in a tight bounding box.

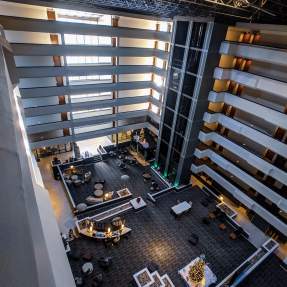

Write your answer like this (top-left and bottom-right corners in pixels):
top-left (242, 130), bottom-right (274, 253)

top-left (106, 227), bottom-right (112, 238)
top-left (88, 221), bottom-right (94, 234)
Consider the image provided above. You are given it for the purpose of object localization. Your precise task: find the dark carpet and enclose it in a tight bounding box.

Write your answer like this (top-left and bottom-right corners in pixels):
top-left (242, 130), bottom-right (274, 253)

top-left (68, 187), bottom-right (268, 287)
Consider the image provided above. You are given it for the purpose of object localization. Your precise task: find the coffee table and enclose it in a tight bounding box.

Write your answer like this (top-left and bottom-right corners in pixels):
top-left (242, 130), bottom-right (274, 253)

top-left (94, 189), bottom-right (104, 197)
top-left (82, 262), bottom-right (93, 275)
top-left (94, 183), bottom-right (104, 190)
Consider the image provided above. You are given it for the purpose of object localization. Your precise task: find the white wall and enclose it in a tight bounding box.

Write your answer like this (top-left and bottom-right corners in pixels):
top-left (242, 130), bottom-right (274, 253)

top-left (0, 0), bottom-right (48, 19)
top-left (118, 16), bottom-right (157, 30)
top-left (15, 56), bottom-right (55, 67)
top-left (20, 77), bottom-right (57, 88)
top-left (26, 114), bottom-right (62, 126)
top-left (119, 37), bottom-right (155, 48)
top-left (118, 102), bottom-right (148, 112)
top-left (118, 88), bottom-right (150, 98)
top-left (4, 30), bottom-right (52, 44)
top-left (118, 56), bottom-right (153, 65)
top-left (119, 73), bottom-right (152, 82)
top-left (22, 96), bottom-right (62, 108)
top-left (74, 122), bottom-right (113, 134)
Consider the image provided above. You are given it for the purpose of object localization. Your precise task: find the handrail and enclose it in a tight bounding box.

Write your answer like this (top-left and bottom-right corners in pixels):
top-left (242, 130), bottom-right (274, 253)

top-left (225, 40), bottom-right (287, 54)
top-left (216, 238), bottom-right (279, 287)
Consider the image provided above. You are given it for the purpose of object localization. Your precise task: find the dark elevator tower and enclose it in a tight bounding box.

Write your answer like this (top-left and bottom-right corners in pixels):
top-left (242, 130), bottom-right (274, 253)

top-left (155, 17), bottom-right (227, 186)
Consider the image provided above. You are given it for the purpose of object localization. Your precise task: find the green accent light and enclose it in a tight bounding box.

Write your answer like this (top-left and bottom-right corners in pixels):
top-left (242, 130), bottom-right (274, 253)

top-left (174, 181), bottom-right (179, 188)
top-left (163, 170), bottom-right (168, 177)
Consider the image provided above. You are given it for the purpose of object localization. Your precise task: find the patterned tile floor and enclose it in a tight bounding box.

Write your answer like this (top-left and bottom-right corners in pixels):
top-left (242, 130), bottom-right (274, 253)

top-left (68, 159), bottom-right (286, 287)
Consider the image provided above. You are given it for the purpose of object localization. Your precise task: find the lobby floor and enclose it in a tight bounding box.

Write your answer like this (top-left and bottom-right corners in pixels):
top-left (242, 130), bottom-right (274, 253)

top-left (69, 187), bottom-right (262, 286)
top-left (38, 154), bottom-right (287, 286)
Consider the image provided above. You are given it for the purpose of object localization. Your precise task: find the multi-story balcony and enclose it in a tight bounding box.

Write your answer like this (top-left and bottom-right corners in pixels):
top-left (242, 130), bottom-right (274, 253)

top-left (203, 112), bottom-right (287, 158)
top-left (11, 43), bottom-right (169, 60)
top-left (214, 67), bottom-right (287, 100)
top-left (26, 110), bottom-right (150, 134)
top-left (0, 14), bottom-right (171, 42)
top-left (24, 95), bottom-right (152, 117)
top-left (1, 13), bottom-right (170, 148)
top-left (198, 130), bottom-right (287, 185)
top-left (17, 65), bottom-right (166, 78)
top-left (194, 146), bottom-right (287, 211)
top-left (220, 41), bottom-right (287, 67)
top-left (191, 163), bottom-right (287, 236)
top-left (20, 81), bottom-right (161, 99)
top-left (208, 91), bottom-right (287, 130)
top-left (29, 121), bottom-right (156, 149)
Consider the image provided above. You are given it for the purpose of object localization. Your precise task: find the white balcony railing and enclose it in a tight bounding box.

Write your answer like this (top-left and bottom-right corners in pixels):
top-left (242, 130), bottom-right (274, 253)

top-left (214, 68), bottom-right (287, 100)
top-left (191, 164), bottom-right (287, 236)
top-left (194, 148), bottom-right (287, 212)
top-left (199, 131), bottom-right (287, 185)
top-left (203, 112), bottom-right (287, 158)
top-left (208, 91), bottom-right (287, 129)
top-left (220, 41), bottom-right (287, 67)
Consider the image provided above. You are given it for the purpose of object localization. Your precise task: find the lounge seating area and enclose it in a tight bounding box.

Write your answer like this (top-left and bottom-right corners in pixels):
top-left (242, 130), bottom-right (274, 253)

top-left (58, 149), bottom-right (165, 213)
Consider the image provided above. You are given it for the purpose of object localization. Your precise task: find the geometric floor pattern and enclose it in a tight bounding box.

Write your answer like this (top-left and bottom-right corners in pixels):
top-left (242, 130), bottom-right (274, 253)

top-left (68, 159), bottom-right (286, 286)
top-left (69, 187), bottom-right (264, 286)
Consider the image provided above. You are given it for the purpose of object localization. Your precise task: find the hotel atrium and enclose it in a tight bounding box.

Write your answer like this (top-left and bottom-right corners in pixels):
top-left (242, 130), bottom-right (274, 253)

top-left (1, 1), bottom-right (287, 286)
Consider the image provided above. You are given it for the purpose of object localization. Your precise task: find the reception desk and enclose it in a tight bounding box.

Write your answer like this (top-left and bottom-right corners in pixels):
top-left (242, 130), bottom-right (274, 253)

top-left (79, 226), bottom-right (131, 239)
